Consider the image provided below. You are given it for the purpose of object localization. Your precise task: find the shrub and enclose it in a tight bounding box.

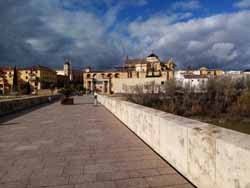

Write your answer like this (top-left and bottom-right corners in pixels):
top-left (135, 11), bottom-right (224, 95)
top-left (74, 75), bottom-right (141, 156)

top-left (232, 90), bottom-right (250, 117)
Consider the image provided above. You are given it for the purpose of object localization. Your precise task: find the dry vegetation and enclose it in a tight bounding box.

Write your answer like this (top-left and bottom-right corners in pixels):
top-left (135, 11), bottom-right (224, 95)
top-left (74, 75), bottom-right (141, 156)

top-left (124, 76), bottom-right (250, 134)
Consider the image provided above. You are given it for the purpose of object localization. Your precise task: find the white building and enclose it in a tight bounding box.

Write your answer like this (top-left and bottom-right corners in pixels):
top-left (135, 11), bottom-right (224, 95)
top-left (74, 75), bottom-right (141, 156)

top-left (55, 70), bottom-right (65, 76)
top-left (226, 71), bottom-right (242, 75)
top-left (183, 75), bottom-right (208, 92)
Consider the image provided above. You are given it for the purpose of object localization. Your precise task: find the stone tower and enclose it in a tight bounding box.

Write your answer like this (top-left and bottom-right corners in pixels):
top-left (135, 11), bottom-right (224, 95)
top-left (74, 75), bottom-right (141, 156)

top-left (64, 59), bottom-right (72, 81)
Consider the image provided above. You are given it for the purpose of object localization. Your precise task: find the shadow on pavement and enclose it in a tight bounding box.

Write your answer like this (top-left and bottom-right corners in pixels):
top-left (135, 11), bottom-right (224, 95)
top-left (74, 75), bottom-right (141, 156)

top-left (0, 101), bottom-right (58, 125)
top-left (73, 102), bottom-right (95, 105)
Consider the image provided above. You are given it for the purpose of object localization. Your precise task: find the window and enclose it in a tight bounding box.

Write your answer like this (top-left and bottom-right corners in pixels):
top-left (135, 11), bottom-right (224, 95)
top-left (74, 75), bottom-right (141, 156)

top-left (115, 73), bottom-right (120, 78)
top-left (128, 72), bottom-right (132, 78)
top-left (107, 73), bottom-right (112, 78)
top-left (161, 81), bottom-right (164, 85)
top-left (26, 76), bottom-right (28, 80)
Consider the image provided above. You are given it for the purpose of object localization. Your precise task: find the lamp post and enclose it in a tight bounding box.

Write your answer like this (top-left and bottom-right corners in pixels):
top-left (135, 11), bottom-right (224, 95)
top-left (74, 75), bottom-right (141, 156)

top-left (92, 77), bottom-right (96, 94)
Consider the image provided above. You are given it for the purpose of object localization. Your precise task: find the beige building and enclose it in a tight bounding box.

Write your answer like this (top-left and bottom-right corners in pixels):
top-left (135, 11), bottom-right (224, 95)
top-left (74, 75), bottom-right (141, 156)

top-left (199, 67), bottom-right (225, 77)
top-left (83, 53), bottom-right (176, 94)
top-left (19, 65), bottom-right (57, 93)
top-left (0, 68), bottom-right (11, 95)
top-left (0, 65), bottom-right (57, 95)
top-left (0, 67), bottom-right (14, 94)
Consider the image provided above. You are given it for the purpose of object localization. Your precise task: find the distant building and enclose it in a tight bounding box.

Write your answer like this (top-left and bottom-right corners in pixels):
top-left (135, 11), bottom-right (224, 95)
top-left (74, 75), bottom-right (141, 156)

top-left (174, 67), bottom-right (224, 92)
top-left (243, 69), bottom-right (250, 75)
top-left (0, 67), bottom-right (14, 94)
top-left (226, 71), bottom-right (242, 75)
top-left (124, 53), bottom-right (175, 79)
top-left (56, 59), bottom-right (83, 88)
top-left (182, 75), bottom-right (208, 92)
top-left (18, 65), bottom-right (57, 93)
top-left (0, 68), bottom-right (12, 95)
top-left (224, 70), bottom-right (250, 79)
top-left (83, 53), bottom-right (176, 94)
top-left (0, 65), bottom-right (57, 95)
top-left (199, 67), bottom-right (225, 77)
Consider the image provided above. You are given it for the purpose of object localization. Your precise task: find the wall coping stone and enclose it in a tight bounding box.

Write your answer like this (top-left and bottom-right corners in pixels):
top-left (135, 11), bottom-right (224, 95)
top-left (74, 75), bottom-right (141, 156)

top-left (98, 94), bottom-right (250, 188)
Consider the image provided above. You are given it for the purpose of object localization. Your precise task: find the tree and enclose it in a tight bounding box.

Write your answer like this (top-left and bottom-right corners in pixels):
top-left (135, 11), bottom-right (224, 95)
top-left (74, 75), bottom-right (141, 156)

top-left (27, 82), bottom-right (31, 94)
top-left (20, 82), bottom-right (31, 95)
top-left (233, 90), bottom-right (250, 117)
top-left (12, 66), bottom-right (18, 93)
top-left (49, 83), bottom-right (56, 94)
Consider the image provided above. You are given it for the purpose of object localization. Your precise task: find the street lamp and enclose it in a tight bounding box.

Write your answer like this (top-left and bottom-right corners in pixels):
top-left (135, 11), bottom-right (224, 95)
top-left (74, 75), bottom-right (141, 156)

top-left (92, 77), bottom-right (96, 93)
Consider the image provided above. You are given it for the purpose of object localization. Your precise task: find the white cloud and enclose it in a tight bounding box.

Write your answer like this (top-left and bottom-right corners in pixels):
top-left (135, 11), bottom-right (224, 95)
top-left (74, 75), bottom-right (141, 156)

top-left (26, 0), bottom-right (124, 68)
top-left (208, 43), bottom-right (238, 62)
top-left (125, 11), bottom-right (250, 69)
top-left (234, 0), bottom-right (250, 8)
top-left (1, 0), bottom-right (250, 70)
top-left (172, 0), bottom-right (201, 10)
top-left (26, 39), bottom-right (49, 52)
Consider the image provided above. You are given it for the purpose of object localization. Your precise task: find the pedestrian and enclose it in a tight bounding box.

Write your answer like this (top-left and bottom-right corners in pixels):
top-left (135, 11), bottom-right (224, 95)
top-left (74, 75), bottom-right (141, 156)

top-left (94, 91), bottom-right (97, 106)
top-left (48, 96), bottom-right (52, 103)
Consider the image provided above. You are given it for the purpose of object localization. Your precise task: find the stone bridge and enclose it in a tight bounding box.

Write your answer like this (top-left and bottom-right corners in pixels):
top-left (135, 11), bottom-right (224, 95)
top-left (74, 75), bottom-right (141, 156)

top-left (0, 96), bottom-right (194, 188)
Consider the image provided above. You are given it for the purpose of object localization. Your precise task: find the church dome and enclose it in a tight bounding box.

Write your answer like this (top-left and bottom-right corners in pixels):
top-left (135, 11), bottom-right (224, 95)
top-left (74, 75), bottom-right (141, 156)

top-left (147, 53), bottom-right (159, 59)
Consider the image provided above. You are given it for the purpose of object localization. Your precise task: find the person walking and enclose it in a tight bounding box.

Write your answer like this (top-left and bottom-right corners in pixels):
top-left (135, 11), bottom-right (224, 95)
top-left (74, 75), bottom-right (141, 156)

top-left (94, 91), bottom-right (98, 106)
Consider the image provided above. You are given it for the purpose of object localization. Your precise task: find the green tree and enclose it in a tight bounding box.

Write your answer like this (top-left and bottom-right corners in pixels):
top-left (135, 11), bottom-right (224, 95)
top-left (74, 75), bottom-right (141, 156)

top-left (49, 83), bottom-right (56, 94)
top-left (12, 66), bottom-right (18, 92)
top-left (21, 82), bottom-right (31, 95)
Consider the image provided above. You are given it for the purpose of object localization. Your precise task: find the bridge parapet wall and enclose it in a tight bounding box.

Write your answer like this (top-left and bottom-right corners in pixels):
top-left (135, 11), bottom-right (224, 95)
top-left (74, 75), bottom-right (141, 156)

top-left (0, 95), bottom-right (61, 117)
top-left (98, 94), bottom-right (250, 188)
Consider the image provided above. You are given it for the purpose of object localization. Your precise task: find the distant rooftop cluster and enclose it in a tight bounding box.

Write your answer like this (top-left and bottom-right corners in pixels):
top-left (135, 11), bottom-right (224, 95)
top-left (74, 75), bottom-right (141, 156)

top-left (0, 60), bottom-right (83, 95)
top-left (1, 53), bottom-right (250, 96)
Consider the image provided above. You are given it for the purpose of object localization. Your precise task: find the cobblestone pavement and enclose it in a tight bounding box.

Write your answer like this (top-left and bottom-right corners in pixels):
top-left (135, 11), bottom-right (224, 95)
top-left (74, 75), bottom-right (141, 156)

top-left (0, 96), bottom-right (195, 188)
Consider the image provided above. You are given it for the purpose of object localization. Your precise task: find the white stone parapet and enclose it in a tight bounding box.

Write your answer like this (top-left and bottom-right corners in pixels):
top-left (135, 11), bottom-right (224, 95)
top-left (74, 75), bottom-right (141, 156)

top-left (98, 94), bottom-right (250, 188)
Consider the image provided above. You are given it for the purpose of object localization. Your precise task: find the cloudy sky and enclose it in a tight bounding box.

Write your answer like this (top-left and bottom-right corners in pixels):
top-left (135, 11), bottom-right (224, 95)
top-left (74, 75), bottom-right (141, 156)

top-left (0, 0), bottom-right (250, 70)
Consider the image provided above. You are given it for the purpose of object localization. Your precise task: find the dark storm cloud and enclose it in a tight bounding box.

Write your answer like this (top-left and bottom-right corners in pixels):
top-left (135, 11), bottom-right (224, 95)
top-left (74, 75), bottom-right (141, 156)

top-left (0, 0), bottom-right (125, 69)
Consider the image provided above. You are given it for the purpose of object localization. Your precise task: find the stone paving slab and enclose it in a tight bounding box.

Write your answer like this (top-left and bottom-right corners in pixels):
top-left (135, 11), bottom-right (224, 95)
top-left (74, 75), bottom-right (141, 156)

top-left (0, 96), bottom-right (195, 188)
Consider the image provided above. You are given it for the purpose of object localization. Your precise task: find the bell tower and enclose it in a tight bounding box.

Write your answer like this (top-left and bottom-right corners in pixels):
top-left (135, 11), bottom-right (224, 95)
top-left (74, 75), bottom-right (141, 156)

top-left (64, 59), bottom-right (72, 80)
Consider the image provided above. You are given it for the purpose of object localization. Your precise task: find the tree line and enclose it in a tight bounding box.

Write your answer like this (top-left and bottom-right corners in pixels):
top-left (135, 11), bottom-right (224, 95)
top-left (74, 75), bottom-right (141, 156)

top-left (125, 76), bottom-right (250, 119)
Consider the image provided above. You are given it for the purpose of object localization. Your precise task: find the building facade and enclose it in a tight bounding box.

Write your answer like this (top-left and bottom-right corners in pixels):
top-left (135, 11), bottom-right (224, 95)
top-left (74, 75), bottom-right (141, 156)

top-left (182, 75), bottom-right (208, 92)
top-left (83, 53), bottom-right (175, 94)
top-left (199, 67), bottom-right (225, 77)
top-left (0, 67), bottom-right (14, 94)
top-left (0, 65), bottom-right (57, 95)
top-left (19, 65), bottom-right (57, 92)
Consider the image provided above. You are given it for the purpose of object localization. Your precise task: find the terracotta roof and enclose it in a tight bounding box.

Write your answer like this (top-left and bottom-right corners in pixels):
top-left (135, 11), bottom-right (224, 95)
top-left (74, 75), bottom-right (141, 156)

top-left (125, 59), bottom-right (148, 65)
top-left (19, 65), bottom-right (56, 72)
top-left (0, 67), bottom-right (13, 71)
top-left (184, 75), bottom-right (208, 79)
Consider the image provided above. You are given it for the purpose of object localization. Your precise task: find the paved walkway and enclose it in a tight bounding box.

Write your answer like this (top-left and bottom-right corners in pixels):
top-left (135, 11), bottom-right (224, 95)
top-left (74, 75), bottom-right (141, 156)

top-left (0, 96), bottom-right (195, 188)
